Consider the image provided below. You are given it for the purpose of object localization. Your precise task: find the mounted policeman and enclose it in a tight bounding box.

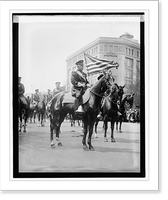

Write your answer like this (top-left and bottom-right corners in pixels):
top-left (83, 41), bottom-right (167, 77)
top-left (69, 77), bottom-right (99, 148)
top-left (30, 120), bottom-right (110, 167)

top-left (71, 60), bottom-right (90, 113)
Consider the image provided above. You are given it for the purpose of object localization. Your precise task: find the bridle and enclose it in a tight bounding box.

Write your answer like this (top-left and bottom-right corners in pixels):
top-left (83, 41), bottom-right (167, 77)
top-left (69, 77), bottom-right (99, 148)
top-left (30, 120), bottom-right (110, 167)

top-left (90, 74), bottom-right (113, 98)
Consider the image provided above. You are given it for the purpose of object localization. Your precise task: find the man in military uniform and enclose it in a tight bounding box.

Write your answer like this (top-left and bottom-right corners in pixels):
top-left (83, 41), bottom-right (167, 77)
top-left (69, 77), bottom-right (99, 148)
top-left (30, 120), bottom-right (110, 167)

top-left (53, 82), bottom-right (64, 96)
top-left (71, 60), bottom-right (90, 113)
top-left (18, 76), bottom-right (28, 106)
top-left (33, 89), bottom-right (40, 108)
top-left (47, 89), bottom-right (53, 103)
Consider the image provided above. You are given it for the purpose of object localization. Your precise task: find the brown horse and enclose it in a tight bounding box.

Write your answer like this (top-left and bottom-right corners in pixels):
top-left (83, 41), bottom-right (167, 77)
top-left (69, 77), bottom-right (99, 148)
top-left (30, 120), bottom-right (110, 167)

top-left (49, 71), bottom-right (114, 150)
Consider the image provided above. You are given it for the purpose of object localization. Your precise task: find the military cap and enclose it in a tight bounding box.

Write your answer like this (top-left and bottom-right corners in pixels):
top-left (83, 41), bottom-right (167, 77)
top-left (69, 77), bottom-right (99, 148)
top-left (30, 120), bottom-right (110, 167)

top-left (18, 76), bottom-right (22, 79)
top-left (75, 60), bottom-right (84, 66)
top-left (35, 89), bottom-right (39, 92)
top-left (55, 81), bottom-right (60, 84)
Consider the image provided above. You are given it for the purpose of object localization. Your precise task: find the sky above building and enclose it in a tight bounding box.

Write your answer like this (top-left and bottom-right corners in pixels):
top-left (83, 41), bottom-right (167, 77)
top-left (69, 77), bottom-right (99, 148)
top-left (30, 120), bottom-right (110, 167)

top-left (18, 15), bottom-right (140, 94)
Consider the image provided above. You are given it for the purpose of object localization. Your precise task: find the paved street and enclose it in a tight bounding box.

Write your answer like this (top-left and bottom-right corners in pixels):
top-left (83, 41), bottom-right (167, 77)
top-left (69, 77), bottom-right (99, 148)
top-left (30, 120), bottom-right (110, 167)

top-left (19, 119), bottom-right (140, 173)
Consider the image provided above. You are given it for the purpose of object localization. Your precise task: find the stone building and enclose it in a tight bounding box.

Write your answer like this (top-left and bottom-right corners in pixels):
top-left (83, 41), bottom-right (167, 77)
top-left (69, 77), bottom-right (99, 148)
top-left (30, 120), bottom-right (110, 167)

top-left (66, 32), bottom-right (140, 92)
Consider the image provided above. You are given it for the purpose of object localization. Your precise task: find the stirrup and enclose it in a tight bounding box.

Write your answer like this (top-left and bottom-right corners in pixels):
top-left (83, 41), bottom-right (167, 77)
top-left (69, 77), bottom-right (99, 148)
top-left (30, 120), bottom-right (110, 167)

top-left (75, 105), bottom-right (84, 113)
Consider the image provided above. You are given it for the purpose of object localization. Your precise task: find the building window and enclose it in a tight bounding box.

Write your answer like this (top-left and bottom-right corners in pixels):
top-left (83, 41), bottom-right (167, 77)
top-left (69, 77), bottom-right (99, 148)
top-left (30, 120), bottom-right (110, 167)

top-left (137, 51), bottom-right (139, 57)
top-left (104, 45), bottom-right (108, 52)
top-left (125, 58), bottom-right (133, 68)
top-left (132, 49), bottom-right (134, 56)
top-left (109, 45), bottom-right (113, 52)
top-left (126, 47), bottom-right (128, 54)
top-left (125, 68), bottom-right (133, 78)
top-left (119, 46), bottom-right (122, 52)
top-left (114, 46), bottom-right (118, 52)
top-left (125, 79), bottom-right (133, 86)
top-left (100, 45), bottom-right (103, 51)
top-left (129, 49), bottom-right (131, 55)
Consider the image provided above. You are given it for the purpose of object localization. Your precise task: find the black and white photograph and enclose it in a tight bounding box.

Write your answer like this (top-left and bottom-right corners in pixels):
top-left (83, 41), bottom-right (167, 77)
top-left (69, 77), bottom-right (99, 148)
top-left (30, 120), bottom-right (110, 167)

top-left (0, 0), bottom-right (160, 192)
top-left (14, 12), bottom-right (145, 178)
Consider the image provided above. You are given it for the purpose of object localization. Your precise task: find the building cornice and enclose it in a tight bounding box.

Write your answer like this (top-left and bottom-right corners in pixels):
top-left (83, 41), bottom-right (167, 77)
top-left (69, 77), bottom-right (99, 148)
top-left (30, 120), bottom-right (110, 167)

top-left (66, 37), bottom-right (140, 61)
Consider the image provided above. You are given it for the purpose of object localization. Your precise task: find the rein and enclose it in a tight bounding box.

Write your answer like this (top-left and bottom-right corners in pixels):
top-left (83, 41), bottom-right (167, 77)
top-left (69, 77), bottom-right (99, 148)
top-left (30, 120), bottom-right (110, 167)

top-left (90, 76), bottom-right (112, 98)
top-left (90, 89), bottom-right (104, 98)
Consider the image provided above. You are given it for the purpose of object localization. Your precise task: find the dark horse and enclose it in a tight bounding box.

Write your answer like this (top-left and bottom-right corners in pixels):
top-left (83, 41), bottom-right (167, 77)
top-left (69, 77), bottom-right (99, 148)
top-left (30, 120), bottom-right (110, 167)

top-left (35, 97), bottom-right (47, 127)
top-left (49, 71), bottom-right (114, 150)
top-left (18, 97), bottom-right (29, 132)
top-left (116, 93), bottom-right (134, 133)
top-left (94, 84), bottom-right (125, 138)
top-left (29, 100), bottom-right (36, 123)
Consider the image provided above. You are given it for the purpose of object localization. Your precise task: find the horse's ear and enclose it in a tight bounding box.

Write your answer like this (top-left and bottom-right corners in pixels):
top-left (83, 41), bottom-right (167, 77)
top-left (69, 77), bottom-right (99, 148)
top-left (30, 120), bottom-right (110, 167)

top-left (115, 83), bottom-right (119, 89)
top-left (132, 93), bottom-right (135, 97)
top-left (122, 84), bottom-right (126, 88)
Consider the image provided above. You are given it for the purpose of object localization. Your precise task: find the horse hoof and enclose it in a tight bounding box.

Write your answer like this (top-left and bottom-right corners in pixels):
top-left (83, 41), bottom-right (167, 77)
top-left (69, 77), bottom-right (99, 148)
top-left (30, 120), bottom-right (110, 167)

top-left (51, 144), bottom-right (55, 147)
top-left (104, 138), bottom-right (108, 142)
top-left (119, 130), bottom-right (122, 133)
top-left (89, 146), bottom-right (95, 151)
top-left (58, 142), bottom-right (63, 146)
top-left (111, 139), bottom-right (116, 142)
top-left (83, 145), bottom-right (89, 151)
top-left (23, 130), bottom-right (26, 133)
top-left (95, 134), bottom-right (98, 138)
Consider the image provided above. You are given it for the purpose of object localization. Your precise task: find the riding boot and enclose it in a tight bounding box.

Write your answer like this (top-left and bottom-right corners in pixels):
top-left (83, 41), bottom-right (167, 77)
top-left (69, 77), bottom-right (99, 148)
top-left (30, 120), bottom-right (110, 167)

top-left (75, 98), bottom-right (84, 113)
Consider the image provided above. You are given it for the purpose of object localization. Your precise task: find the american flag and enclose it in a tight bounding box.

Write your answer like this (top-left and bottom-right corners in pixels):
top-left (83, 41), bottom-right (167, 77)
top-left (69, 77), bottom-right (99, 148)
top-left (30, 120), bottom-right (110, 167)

top-left (84, 53), bottom-right (119, 75)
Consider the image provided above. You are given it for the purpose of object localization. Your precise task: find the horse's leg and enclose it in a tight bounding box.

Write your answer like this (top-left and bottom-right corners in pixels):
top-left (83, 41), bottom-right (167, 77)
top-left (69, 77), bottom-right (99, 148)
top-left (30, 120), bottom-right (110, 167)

top-left (87, 119), bottom-right (95, 151)
top-left (119, 116), bottom-right (122, 133)
top-left (82, 116), bottom-right (89, 150)
top-left (19, 114), bottom-right (22, 132)
top-left (41, 112), bottom-right (45, 127)
top-left (94, 119), bottom-right (99, 138)
top-left (111, 120), bottom-right (116, 142)
top-left (34, 111), bottom-right (36, 123)
top-left (23, 114), bottom-right (27, 133)
top-left (116, 119), bottom-right (119, 132)
top-left (55, 125), bottom-right (63, 146)
top-left (55, 112), bottom-right (66, 146)
top-left (104, 118), bottom-right (108, 142)
top-left (37, 113), bottom-right (40, 127)
top-left (50, 116), bottom-right (55, 147)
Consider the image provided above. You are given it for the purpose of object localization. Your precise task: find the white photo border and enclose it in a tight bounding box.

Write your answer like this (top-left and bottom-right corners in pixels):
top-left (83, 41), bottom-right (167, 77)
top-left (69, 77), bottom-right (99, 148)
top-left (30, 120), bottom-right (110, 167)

top-left (0, 1), bottom-right (159, 191)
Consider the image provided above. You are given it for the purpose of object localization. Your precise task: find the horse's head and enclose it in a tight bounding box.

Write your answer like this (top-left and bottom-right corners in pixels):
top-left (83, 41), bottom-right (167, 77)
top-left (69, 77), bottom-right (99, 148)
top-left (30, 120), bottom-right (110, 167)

top-left (117, 84), bottom-right (125, 102)
top-left (123, 93), bottom-right (134, 108)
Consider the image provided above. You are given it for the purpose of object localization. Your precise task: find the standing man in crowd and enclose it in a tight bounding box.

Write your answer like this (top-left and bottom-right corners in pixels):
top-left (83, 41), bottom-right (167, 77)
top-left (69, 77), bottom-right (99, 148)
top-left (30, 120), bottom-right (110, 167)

top-left (71, 60), bottom-right (90, 113)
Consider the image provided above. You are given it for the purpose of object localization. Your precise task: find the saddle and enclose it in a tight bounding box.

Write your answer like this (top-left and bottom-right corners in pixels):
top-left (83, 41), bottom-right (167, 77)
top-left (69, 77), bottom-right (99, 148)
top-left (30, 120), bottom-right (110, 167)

top-left (62, 88), bottom-right (91, 105)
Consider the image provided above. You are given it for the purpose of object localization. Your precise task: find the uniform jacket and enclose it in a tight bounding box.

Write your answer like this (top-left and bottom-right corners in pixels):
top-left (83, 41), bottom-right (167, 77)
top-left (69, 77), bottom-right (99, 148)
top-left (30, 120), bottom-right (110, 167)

top-left (33, 93), bottom-right (40, 102)
top-left (52, 87), bottom-right (63, 96)
top-left (18, 83), bottom-right (25, 96)
top-left (47, 93), bottom-right (53, 102)
top-left (71, 70), bottom-right (89, 98)
top-left (71, 70), bottom-right (89, 89)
